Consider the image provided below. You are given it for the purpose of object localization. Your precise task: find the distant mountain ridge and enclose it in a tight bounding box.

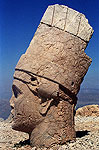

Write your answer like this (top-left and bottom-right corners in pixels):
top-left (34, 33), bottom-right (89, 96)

top-left (0, 99), bottom-right (11, 120)
top-left (78, 88), bottom-right (99, 93)
top-left (77, 88), bottom-right (99, 109)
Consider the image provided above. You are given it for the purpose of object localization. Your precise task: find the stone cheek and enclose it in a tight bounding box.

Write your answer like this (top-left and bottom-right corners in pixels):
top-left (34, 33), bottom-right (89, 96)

top-left (30, 100), bottom-right (76, 148)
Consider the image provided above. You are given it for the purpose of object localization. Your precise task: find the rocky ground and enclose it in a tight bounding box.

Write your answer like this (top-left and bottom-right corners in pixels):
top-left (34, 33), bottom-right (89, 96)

top-left (0, 115), bottom-right (99, 150)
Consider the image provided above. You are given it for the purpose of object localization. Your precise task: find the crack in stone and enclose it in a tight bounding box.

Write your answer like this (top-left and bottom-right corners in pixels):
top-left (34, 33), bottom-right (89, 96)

top-left (64, 7), bottom-right (68, 31)
top-left (51, 5), bottom-right (55, 26)
top-left (76, 14), bottom-right (82, 36)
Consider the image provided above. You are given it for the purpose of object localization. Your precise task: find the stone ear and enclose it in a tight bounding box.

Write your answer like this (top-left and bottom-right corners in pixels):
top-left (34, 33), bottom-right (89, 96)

top-left (39, 99), bottom-right (53, 116)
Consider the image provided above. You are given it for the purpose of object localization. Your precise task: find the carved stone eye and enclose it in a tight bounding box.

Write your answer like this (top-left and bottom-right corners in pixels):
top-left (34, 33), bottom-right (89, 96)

top-left (12, 85), bottom-right (22, 98)
top-left (31, 76), bottom-right (37, 81)
top-left (71, 81), bottom-right (74, 86)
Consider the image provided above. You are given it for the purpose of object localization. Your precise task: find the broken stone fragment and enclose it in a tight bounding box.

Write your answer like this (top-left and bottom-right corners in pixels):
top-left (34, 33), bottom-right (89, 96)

top-left (76, 105), bottom-right (99, 117)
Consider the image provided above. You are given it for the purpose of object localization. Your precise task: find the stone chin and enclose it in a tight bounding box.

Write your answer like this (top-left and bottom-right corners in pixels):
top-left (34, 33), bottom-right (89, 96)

top-left (11, 115), bottom-right (35, 133)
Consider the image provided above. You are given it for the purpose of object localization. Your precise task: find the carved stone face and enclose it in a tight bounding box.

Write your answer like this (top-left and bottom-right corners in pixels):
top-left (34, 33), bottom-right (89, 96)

top-left (10, 72), bottom-right (43, 133)
top-left (10, 69), bottom-right (59, 133)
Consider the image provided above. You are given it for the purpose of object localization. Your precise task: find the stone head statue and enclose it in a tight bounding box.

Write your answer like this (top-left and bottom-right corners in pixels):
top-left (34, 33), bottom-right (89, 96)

top-left (10, 4), bottom-right (93, 149)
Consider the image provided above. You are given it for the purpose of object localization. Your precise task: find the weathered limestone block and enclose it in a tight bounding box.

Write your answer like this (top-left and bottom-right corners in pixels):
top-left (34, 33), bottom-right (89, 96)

top-left (76, 105), bottom-right (99, 117)
top-left (65, 7), bottom-right (81, 35)
top-left (41, 5), bottom-right (54, 26)
top-left (77, 14), bottom-right (93, 41)
top-left (41, 4), bottom-right (93, 41)
top-left (52, 4), bottom-right (68, 30)
top-left (10, 4), bottom-right (93, 149)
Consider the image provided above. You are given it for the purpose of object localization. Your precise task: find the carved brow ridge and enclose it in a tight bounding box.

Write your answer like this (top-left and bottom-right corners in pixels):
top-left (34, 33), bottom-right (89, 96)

top-left (15, 68), bottom-right (77, 101)
top-left (15, 68), bottom-right (59, 84)
top-left (13, 76), bottom-right (37, 86)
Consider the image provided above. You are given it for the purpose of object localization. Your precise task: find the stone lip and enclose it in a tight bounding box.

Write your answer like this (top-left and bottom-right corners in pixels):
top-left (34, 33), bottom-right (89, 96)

top-left (41, 4), bottom-right (94, 42)
top-left (76, 105), bottom-right (99, 117)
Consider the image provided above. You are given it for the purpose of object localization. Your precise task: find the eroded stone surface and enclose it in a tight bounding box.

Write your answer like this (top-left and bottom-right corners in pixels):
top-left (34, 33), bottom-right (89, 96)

top-left (52, 4), bottom-right (68, 30)
top-left (77, 14), bottom-right (93, 41)
top-left (10, 4), bottom-right (93, 149)
top-left (65, 7), bottom-right (81, 35)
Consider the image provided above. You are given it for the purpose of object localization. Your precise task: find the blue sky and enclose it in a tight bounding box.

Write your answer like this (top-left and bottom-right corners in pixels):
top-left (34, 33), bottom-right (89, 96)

top-left (0, 0), bottom-right (99, 100)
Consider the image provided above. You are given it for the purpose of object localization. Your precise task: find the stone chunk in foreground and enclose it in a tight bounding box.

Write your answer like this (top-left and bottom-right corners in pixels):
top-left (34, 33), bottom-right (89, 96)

top-left (76, 105), bottom-right (99, 117)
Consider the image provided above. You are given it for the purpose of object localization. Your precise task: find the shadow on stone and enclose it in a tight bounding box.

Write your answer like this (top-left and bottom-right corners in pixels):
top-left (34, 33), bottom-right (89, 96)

top-left (76, 130), bottom-right (90, 138)
top-left (14, 139), bottom-right (30, 148)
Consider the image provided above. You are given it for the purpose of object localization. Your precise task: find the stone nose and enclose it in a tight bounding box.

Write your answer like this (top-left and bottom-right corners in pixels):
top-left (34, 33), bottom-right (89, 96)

top-left (10, 96), bottom-right (15, 109)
